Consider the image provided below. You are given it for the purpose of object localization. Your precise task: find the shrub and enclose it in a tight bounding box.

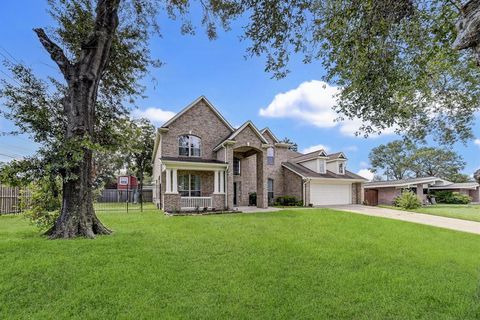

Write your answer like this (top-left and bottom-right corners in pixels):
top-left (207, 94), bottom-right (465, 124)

top-left (432, 191), bottom-right (471, 204)
top-left (394, 191), bottom-right (422, 210)
top-left (22, 178), bottom-right (62, 231)
top-left (274, 195), bottom-right (301, 206)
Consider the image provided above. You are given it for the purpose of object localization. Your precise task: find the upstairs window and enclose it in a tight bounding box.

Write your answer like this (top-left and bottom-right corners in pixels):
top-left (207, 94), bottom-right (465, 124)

top-left (319, 160), bottom-right (326, 174)
top-left (338, 162), bottom-right (345, 174)
top-left (178, 135), bottom-right (201, 157)
top-left (233, 157), bottom-right (241, 175)
top-left (267, 147), bottom-right (275, 165)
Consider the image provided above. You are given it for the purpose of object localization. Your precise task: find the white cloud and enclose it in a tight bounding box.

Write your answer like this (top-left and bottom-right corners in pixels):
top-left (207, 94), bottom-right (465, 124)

top-left (344, 145), bottom-right (359, 152)
top-left (357, 169), bottom-right (374, 181)
top-left (359, 161), bottom-right (369, 169)
top-left (301, 144), bottom-right (330, 154)
top-left (475, 139), bottom-right (480, 147)
top-left (132, 107), bottom-right (175, 125)
top-left (260, 80), bottom-right (396, 138)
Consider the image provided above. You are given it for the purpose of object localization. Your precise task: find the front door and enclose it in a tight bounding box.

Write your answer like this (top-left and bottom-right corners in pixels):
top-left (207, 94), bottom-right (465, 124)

top-left (365, 189), bottom-right (378, 206)
top-left (233, 182), bottom-right (238, 206)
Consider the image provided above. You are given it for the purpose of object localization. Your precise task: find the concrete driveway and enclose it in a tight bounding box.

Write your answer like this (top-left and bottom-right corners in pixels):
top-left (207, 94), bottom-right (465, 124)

top-left (327, 205), bottom-right (480, 235)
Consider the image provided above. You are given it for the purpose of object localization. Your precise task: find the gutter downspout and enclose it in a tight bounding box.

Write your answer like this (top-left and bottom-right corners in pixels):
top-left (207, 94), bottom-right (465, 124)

top-left (302, 178), bottom-right (311, 206)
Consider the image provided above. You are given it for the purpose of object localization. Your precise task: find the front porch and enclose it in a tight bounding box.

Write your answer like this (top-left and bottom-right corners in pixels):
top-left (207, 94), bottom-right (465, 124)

top-left (161, 158), bottom-right (228, 212)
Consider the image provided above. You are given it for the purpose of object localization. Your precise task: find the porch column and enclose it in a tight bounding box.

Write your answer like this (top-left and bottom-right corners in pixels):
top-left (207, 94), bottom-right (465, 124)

top-left (256, 150), bottom-right (268, 208)
top-left (165, 169), bottom-right (171, 193)
top-left (214, 170), bottom-right (219, 194)
top-left (172, 169), bottom-right (178, 194)
top-left (416, 183), bottom-right (424, 204)
top-left (220, 170), bottom-right (225, 193)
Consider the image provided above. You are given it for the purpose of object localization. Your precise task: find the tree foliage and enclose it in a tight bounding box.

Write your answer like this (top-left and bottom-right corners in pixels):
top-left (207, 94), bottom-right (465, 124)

top-left (244, 0), bottom-right (480, 144)
top-left (280, 137), bottom-right (298, 152)
top-left (369, 140), bottom-right (466, 181)
top-left (369, 140), bottom-right (415, 180)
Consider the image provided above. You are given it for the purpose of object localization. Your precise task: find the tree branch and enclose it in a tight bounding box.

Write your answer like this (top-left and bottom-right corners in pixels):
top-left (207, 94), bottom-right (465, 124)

top-left (33, 28), bottom-right (72, 81)
top-left (79, 0), bottom-right (120, 78)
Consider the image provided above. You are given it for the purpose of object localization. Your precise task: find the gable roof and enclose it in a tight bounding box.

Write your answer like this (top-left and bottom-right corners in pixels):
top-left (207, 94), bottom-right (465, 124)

top-left (260, 127), bottom-right (280, 143)
top-left (212, 121), bottom-right (270, 151)
top-left (226, 121), bottom-right (270, 144)
top-left (327, 152), bottom-right (347, 160)
top-left (291, 149), bottom-right (329, 163)
top-left (161, 96), bottom-right (235, 131)
top-left (283, 161), bottom-right (367, 181)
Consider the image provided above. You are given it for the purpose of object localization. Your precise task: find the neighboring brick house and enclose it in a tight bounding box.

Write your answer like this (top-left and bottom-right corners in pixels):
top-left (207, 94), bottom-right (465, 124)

top-left (364, 177), bottom-right (480, 206)
top-left (152, 96), bottom-right (366, 212)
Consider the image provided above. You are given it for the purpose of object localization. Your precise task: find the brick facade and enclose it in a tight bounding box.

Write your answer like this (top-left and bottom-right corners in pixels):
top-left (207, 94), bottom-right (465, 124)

top-left (377, 187), bottom-right (401, 205)
top-left (283, 167), bottom-right (304, 203)
top-left (152, 97), bottom-right (365, 212)
top-left (160, 100), bottom-right (232, 160)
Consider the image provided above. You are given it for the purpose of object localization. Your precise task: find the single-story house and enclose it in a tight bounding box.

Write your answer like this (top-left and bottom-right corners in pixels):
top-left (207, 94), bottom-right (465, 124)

top-left (364, 177), bottom-right (480, 206)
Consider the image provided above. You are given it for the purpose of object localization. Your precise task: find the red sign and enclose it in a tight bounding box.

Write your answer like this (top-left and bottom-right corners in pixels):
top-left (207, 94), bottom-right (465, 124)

top-left (117, 176), bottom-right (138, 190)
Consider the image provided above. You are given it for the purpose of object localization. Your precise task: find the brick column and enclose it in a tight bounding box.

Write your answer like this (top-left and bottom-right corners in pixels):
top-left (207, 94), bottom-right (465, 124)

top-left (256, 151), bottom-right (268, 208)
top-left (226, 146), bottom-right (234, 209)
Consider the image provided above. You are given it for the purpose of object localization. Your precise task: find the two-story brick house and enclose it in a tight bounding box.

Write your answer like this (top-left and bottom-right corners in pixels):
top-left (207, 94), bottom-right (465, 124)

top-left (152, 96), bottom-right (366, 212)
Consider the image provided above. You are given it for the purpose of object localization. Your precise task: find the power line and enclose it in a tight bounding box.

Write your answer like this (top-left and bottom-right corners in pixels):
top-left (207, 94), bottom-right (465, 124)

top-left (0, 152), bottom-right (18, 159)
top-left (0, 46), bottom-right (20, 64)
top-left (0, 69), bottom-right (22, 86)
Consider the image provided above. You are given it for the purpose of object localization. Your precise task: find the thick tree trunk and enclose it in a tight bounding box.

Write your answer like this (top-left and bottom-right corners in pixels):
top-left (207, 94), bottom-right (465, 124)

top-left (48, 150), bottom-right (111, 239)
top-left (454, 0), bottom-right (480, 65)
top-left (37, 0), bottom-right (120, 238)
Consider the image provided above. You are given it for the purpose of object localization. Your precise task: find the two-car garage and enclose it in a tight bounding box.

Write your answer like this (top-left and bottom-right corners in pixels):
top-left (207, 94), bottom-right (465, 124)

top-left (282, 161), bottom-right (366, 206)
top-left (309, 182), bottom-right (352, 206)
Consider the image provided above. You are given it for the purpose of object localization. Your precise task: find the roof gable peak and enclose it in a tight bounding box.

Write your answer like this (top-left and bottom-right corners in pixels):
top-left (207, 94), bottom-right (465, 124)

top-left (161, 96), bottom-right (234, 131)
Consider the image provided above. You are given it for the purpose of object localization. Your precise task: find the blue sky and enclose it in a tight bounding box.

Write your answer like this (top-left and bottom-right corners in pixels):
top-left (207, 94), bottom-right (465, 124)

top-left (1, 1), bottom-right (479, 179)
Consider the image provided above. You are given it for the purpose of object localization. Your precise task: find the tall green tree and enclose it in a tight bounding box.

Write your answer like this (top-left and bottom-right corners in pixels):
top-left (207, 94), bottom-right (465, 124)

top-left (410, 147), bottom-right (466, 179)
top-left (369, 141), bottom-right (415, 180)
top-left (473, 169), bottom-right (480, 184)
top-left (127, 118), bottom-right (155, 205)
top-left (369, 140), bottom-right (467, 181)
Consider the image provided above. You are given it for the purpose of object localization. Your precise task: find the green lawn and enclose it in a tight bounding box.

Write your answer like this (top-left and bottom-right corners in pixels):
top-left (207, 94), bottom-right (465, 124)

top-left (382, 204), bottom-right (480, 222)
top-left (1, 208), bottom-right (480, 319)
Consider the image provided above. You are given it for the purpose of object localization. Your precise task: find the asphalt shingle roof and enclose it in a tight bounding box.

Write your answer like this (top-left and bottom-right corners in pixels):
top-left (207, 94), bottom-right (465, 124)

top-left (282, 161), bottom-right (366, 180)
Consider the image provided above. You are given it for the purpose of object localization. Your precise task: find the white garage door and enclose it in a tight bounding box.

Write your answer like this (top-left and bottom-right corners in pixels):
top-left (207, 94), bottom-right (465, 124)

top-left (310, 182), bottom-right (352, 205)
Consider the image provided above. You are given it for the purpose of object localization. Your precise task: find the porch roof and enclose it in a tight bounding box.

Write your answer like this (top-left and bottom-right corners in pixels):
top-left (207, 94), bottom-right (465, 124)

top-left (160, 157), bottom-right (228, 171)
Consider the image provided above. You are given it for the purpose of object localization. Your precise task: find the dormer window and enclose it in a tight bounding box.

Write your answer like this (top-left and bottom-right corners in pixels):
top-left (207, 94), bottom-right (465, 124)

top-left (178, 135), bottom-right (201, 157)
top-left (267, 147), bottom-right (275, 165)
top-left (338, 162), bottom-right (345, 174)
top-left (319, 160), bottom-right (326, 174)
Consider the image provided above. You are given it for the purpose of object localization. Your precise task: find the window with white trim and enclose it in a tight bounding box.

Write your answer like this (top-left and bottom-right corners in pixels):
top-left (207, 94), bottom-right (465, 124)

top-left (233, 157), bottom-right (241, 175)
top-left (178, 174), bottom-right (201, 197)
top-left (267, 147), bottom-right (275, 165)
top-left (319, 160), bottom-right (326, 173)
top-left (178, 135), bottom-right (201, 157)
top-left (338, 162), bottom-right (345, 174)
